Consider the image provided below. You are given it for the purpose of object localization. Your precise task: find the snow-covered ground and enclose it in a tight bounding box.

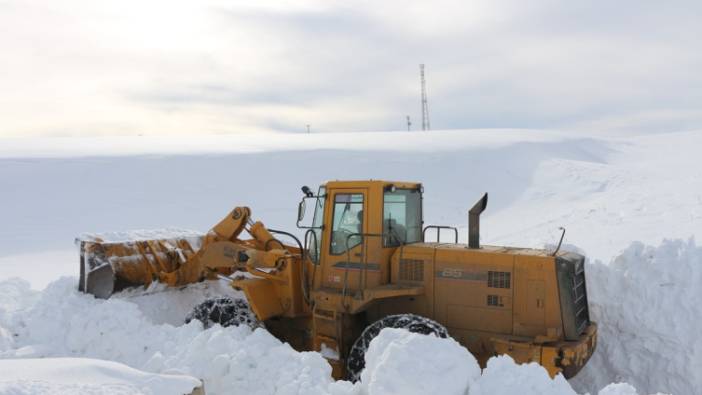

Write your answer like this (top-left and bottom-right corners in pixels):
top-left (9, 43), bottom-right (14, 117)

top-left (1, 129), bottom-right (699, 394)
top-left (0, 357), bottom-right (203, 395)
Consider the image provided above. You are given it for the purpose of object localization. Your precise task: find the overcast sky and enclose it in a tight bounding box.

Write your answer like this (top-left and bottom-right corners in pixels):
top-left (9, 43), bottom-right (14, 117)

top-left (1, 0), bottom-right (701, 136)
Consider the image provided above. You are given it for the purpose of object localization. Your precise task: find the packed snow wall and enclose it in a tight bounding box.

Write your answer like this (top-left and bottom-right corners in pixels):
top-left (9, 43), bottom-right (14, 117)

top-left (572, 238), bottom-right (702, 395)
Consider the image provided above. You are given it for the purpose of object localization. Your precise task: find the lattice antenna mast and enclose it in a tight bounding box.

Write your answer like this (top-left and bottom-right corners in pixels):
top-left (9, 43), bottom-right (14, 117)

top-left (420, 64), bottom-right (431, 131)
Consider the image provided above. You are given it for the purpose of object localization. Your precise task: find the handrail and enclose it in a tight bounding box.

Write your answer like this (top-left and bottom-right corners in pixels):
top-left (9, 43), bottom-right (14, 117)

top-left (303, 228), bottom-right (320, 302)
top-left (267, 228), bottom-right (310, 305)
top-left (303, 228), bottom-right (320, 265)
top-left (422, 225), bottom-right (459, 243)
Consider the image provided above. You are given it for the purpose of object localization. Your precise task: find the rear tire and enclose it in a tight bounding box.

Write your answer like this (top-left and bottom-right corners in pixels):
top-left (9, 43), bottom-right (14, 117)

top-left (346, 314), bottom-right (448, 382)
top-left (185, 297), bottom-right (260, 329)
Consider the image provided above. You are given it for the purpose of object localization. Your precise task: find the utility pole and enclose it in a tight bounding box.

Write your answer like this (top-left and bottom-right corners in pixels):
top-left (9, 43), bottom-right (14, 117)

top-left (406, 115), bottom-right (412, 131)
top-left (420, 64), bottom-right (431, 131)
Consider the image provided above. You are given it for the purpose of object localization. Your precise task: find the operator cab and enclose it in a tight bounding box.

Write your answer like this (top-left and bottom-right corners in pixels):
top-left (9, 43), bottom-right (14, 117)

top-left (297, 180), bottom-right (423, 289)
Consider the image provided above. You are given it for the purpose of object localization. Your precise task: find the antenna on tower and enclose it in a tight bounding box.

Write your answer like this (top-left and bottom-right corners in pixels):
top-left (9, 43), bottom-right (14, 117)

top-left (420, 64), bottom-right (431, 131)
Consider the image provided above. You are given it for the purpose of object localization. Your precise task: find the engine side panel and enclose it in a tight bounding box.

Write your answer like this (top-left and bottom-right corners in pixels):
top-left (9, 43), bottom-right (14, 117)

top-left (369, 245), bottom-right (435, 322)
top-left (512, 254), bottom-right (564, 339)
top-left (385, 244), bottom-right (566, 356)
top-left (356, 242), bottom-right (595, 378)
top-left (433, 247), bottom-right (515, 336)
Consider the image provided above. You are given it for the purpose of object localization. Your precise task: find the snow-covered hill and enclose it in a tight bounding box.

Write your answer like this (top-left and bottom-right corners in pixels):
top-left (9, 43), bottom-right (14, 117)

top-left (1, 129), bottom-right (700, 394)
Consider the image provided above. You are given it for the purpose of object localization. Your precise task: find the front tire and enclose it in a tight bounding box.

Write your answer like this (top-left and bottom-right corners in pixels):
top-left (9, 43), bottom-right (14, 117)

top-left (346, 314), bottom-right (448, 381)
top-left (185, 297), bottom-right (260, 329)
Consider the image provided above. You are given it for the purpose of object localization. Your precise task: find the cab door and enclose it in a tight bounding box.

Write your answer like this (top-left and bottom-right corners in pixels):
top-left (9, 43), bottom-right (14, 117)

top-left (320, 188), bottom-right (368, 291)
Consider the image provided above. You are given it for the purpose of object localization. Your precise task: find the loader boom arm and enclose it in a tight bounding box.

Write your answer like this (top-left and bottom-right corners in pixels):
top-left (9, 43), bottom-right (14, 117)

top-left (78, 206), bottom-right (301, 298)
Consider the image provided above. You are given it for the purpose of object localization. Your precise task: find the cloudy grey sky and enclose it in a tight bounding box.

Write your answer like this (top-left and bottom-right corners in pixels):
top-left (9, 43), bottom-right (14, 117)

top-left (1, 0), bottom-right (701, 136)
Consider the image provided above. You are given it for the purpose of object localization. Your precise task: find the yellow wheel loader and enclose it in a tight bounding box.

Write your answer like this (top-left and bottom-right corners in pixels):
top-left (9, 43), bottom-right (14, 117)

top-left (77, 180), bottom-right (597, 380)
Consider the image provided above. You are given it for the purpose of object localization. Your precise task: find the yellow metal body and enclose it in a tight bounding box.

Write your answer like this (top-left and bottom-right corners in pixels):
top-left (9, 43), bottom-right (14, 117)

top-left (369, 243), bottom-right (596, 377)
top-left (78, 180), bottom-right (596, 380)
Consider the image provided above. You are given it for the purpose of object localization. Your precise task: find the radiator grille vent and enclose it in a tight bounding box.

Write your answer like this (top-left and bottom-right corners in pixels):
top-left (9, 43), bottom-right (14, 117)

top-left (487, 294), bottom-right (503, 307)
top-left (572, 261), bottom-right (589, 334)
top-left (399, 258), bottom-right (424, 282)
top-left (488, 271), bottom-right (511, 289)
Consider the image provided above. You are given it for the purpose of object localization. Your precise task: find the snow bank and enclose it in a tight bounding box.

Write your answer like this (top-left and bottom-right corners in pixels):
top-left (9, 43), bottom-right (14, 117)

top-left (0, 130), bottom-right (578, 159)
top-left (573, 238), bottom-right (701, 395)
top-left (0, 357), bottom-right (202, 395)
top-left (0, 130), bottom-right (611, 259)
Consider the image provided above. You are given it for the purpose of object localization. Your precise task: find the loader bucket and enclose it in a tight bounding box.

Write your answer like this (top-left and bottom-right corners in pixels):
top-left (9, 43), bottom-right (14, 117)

top-left (77, 231), bottom-right (205, 299)
top-left (84, 264), bottom-right (117, 299)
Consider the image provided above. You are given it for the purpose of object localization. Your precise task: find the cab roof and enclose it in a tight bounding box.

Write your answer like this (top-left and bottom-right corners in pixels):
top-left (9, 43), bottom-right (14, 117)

top-left (323, 180), bottom-right (421, 190)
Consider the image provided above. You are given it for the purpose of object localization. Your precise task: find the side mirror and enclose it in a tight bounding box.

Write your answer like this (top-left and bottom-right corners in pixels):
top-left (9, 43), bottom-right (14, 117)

top-left (301, 186), bottom-right (313, 198)
top-left (297, 199), bottom-right (307, 222)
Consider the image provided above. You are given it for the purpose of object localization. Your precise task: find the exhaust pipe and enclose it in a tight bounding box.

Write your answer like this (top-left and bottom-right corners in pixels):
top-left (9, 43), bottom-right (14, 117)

top-left (468, 193), bottom-right (488, 249)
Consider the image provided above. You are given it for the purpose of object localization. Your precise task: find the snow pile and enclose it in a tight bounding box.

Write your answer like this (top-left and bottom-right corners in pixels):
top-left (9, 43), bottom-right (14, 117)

top-left (342, 329), bottom-right (642, 395)
top-left (0, 278), bottom-right (334, 395)
top-left (0, 357), bottom-right (202, 395)
top-left (0, 326), bottom-right (12, 353)
top-left (114, 280), bottom-right (240, 327)
top-left (356, 328), bottom-right (480, 395)
top-left (0, 279), bottom-right (38, 353)
top-left (597, 383), bottom-right (640, 395)
top-left (573, 238), bottom-right (702, 395)
top-left (468, 356), bottom-right (575, 395)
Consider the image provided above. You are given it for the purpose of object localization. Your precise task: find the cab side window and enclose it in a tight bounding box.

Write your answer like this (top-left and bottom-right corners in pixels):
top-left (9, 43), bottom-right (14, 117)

top-left (330, 193), bottom-right (364, 255)
top-left (383, 189), bottom-right (422, 247)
